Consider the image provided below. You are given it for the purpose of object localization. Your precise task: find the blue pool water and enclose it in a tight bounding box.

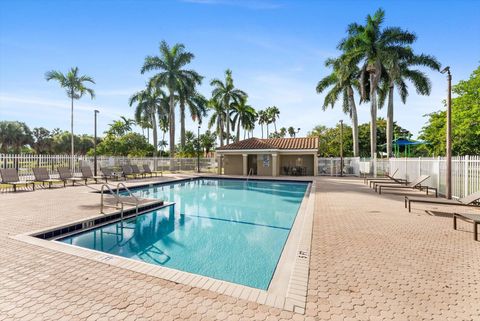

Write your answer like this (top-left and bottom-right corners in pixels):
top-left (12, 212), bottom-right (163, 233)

top-left (60, 178), bottom-right (308, 289)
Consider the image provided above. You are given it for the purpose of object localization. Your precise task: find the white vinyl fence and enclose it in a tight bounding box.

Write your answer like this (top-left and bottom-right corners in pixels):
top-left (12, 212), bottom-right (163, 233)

top-left (0, 154), bottom-right (217, 181)
top-left (318, 156), bottom-right (480, 199)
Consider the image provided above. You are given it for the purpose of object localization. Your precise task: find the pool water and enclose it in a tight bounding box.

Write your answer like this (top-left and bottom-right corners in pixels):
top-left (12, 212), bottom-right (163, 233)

top-left (60, 178), bottom-right (308, 289)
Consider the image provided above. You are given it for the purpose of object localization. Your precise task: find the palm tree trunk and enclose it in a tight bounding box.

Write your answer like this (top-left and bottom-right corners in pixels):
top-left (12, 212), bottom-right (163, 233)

top-left (369, 73), bottom-right (377, 160)
top-left (348, 86), bottom-right (359, 157)
top-left (386, 84), bottom-right (394, 158)
top-left (70, 94), bottom-right (74, 169)
top-left (261, 124), bottom-right (264, 139)
top-left (180, 101), bottom-right (186, 148)
top-left (266, 124), bottom-right (269, 137)
top-left (236, 120), bottom-right (240, 142)
top-left (168, 87), bottom-right (175, 168)
top-left (151, 114), bottom-right (158, 156)
top-left (274, 121), bottom-right (277, 133)
top-left (218, 117), bottom-right (224, 147)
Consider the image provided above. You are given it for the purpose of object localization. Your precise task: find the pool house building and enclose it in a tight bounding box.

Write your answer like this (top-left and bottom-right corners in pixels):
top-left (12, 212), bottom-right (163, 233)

top-left (215, 137), bottom-right (319, 176)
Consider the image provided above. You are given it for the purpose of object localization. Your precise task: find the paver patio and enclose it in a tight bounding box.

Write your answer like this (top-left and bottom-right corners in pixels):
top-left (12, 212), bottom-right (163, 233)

top-left (1, 176), bottom-right (479, 320)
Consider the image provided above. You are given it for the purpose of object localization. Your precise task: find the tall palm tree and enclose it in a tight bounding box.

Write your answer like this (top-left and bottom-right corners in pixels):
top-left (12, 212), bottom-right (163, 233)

top-left (45, 67), bottom-right (95, 160)
top-left (339, 8), bottom-right (416, 158)
top-left (129, 86), bottom-right (168, 156)
top-left (158, 115), bottom-right (169, 156)
top-left (231, 97), bottom-right (257, 142)
top-left (210, 69), bottom-right (247, 145)
top-left (178, 83), bottom-right (208, 148)
top-left (288, 126), bottom-right (296, 138)
top-left (257, 110), bottom-right (268, 139)
top-left (207, 99), bottom-right (227, 146)
top-left (379, 53), bottom-right (440, 156)
top-left (267, 106), bottom-right (280, 133)
top-left (316, 56), bottom-right (361, 157)
top-left (141, 41), bottom-right (202, 157)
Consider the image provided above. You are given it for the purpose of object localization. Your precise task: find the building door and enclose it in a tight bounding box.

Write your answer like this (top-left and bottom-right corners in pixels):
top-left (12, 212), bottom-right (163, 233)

top-left (247, 155), bottom-right (257, 175)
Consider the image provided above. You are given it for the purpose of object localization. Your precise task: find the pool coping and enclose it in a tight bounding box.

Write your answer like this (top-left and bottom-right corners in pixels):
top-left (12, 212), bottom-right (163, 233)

top-left (11, 175), bottom-right (315, 313)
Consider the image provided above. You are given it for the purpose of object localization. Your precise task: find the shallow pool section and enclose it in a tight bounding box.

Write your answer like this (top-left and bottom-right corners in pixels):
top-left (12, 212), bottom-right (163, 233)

top-left (60, 178), bottom-right (308, 289)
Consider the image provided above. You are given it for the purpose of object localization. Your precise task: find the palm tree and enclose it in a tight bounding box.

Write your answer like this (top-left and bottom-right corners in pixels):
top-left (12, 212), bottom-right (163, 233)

top-left (339, 8), bottom-right (416, 158)
top-left (316, 56), bottom-right (361, 157)
top-left (267, 106), bottom-right (280, 133)
top-left (210, 69), bottom-right (247, 145)
top-left (288, 126), bottom-right (296, 138)
top-left (141, 41), bottom-right (202, 157)
top-left (45, 67), bottom-right (95, 160)
top-left (379, 53), bottom-right (440, 156)
top-left (257, 110), bottom-right (268, 139)
top-left (129, 86), bottom-right (167, 156)
top-left (207, 99), bottom-right (227, 146)
top-left (231, 97), bottom-right (257, 142)
top-left (158, 115), bottom-right (169, 156)
top-left (178, 83), bottom-right (208, 148)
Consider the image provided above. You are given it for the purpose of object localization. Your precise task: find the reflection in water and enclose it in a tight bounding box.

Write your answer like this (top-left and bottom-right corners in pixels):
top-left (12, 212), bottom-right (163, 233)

top-left (61, 179), bottom-right (308, 289)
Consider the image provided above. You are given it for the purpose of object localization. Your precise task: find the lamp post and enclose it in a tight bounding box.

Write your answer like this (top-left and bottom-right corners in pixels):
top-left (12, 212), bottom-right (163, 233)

top-left (94, 109), bottom-right (99, 176)
top-left (197, 124), bottom-right (201, 173)
top-left (441, 66), bottom-right (452, 199)
top-left (339, 120), bottom-right (344, 177)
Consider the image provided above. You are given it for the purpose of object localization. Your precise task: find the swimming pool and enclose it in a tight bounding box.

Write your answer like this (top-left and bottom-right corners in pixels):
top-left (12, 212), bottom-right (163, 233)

top-left (60, 178), bottom-right (309, 289)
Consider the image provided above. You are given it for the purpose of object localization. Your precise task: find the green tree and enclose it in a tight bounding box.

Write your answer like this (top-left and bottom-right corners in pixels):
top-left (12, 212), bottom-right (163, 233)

top-left (141, 41), bottom-right (202, 157)
top-left (178, 83), bottom-right (207, 148)
top-left (257, 110), bottom-right (269, 138)
top-left (316, 56), bottom-right (361, 156)
top-left (210, 69), bottom-right (247, 145)
top-left (208, 99), bottom-right (227, 146)
top-left (266, 106), bottom-right (280, 133)
top-left (199, 130), bottom-right (216, 155)
top-left (419, 65), bottom-right (480, 156)
top-left (45, 67), bottom-right (95, 159)
top-left (32, 127), bottom-right (54, 154)
top-left (231, 97), bottom-right (257, 141)
top-left (380, 53), bottom-right (440, 156)
top-left (130, 86), bottom-right (168, 156)
top-left (93, 132), bottom-right (154, 157)
top-left (0, 121), bottom-right (33, 153)
top-left (287, 126), bottom-right (297, 138)
top-left (339, 8), bottom-right (416, 158)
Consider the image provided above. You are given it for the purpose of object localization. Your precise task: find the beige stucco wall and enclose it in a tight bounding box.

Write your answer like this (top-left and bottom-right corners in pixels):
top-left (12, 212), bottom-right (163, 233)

top-left (257, 154), bottom-right (272, 176)
top-left (223, 155), bottom-right (243, 175)
top-left (279, 154), bottom-right (315, 176)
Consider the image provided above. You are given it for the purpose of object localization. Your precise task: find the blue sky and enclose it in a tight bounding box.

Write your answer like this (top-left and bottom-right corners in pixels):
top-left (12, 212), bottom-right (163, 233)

top-left (1, 0), bottom-right (479, 144)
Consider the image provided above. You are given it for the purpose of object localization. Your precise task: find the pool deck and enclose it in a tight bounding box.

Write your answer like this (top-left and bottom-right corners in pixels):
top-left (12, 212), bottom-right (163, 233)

top-left (1, 175), bottom-right (480, 320)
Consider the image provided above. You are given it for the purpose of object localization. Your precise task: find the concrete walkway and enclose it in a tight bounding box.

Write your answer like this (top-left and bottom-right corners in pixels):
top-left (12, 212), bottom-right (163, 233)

top-left (0, 176), bottom-right (479, 320)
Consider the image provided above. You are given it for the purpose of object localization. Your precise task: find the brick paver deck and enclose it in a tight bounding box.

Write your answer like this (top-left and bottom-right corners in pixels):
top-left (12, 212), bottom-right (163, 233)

top-left (1, 176), bottom-right (479, 320)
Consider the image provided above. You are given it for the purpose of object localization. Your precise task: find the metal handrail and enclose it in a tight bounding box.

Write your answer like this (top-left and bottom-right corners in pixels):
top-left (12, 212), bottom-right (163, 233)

top-left (100, 184), bottom-right (125, 220)
top-left (246, 168), bottom-right (254, 182)
top-left (116, 182), bottom-right (140, 216)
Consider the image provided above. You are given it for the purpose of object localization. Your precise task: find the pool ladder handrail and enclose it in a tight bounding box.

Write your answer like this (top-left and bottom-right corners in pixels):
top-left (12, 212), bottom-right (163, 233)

top-left (116, 182), bottom-right (140, 217)
top-left (99, 183), bottom-right (140, 221)
top-left (246, 168), bottom-right (254, 182)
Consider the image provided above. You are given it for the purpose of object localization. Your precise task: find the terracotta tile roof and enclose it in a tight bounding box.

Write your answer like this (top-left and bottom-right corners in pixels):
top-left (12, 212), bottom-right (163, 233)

top-left (216, 137), bottom-right (319, 151)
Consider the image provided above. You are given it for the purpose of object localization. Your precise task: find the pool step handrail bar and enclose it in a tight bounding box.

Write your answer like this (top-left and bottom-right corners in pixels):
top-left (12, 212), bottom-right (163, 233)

top-left (100, 184), bottom-right (125, 220)
top-left (116, 182), bottom-right (140, 217)
top-left (246, 168), bottom-right (254, 182)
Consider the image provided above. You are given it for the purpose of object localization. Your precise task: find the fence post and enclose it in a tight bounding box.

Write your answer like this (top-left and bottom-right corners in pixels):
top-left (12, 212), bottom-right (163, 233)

top-left (464, 155), bottom-right (469, 197)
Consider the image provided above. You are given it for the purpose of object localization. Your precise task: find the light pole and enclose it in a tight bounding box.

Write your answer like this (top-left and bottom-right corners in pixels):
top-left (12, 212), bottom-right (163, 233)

top-left (339, 120), bottom-right (344, 177)
top-left (94, 109), bottom-right (99, 176)
top-left (197, 124), bottom-right (201, 173)
top-left (441, 66), bottom-right (452, 199)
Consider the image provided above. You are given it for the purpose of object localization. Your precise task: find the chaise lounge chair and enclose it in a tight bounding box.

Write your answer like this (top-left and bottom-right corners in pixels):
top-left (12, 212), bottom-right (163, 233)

top-left (364, 168), bottom-right (399, 185)
top-left (453, 212), bottom-right (480, 241)
top-left (143, 164), bottom-right (162, 177)
top-left (121, 165), bottom-right (140, 179)
top-left (100, 167), bottom-right (124, 181)
top-left (0, 168), bottom-right (35, 192)
top-left (57, 167), bottom-right (86, 186)
top-left (375, 175), bottom-right (437, 196)
top-left (81, 166), bottom-right (108, 184)
top-left (33, 167), bottom-right (64, 188)
top-left (131, 164), bottom-right (147, 178)
top-left (405, 191), bottom-right (480, 212)
top-left (367, 169), bottom-right (408, 188)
